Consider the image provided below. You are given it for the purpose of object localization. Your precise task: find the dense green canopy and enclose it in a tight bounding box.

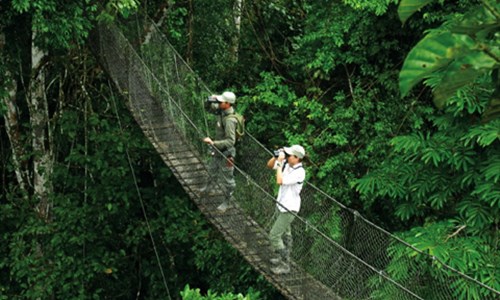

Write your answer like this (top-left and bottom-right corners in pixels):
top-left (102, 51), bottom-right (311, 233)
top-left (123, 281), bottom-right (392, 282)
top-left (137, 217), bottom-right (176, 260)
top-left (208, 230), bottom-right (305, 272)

top-left (0, 0), bottom-right (498, 299)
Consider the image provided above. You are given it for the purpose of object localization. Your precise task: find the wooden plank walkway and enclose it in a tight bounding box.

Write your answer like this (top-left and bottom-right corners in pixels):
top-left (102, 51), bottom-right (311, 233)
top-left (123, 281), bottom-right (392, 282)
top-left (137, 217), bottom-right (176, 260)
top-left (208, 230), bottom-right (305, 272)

top-left (92, 23), bottom-right (341, 300)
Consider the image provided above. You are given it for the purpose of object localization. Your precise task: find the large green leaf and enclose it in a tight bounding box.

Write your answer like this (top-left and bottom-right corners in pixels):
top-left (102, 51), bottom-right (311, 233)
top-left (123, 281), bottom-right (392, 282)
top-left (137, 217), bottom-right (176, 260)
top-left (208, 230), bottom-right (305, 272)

top-left (449, 4), bottom-right (500, 36)
top-left (433, 51), bottom-right (498, 108)
top-left (398, 0), bottom-right (435, 24)
top-left (399, 2), bottom-right (500, 121)
top-left (399, 32), bottom-right (475, 97)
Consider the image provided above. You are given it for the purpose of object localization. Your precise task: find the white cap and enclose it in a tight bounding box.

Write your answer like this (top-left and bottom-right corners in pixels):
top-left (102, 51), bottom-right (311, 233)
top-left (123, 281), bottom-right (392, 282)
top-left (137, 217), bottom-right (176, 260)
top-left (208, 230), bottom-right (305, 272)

top-left (215, 91), bottom-right (236, 104)
top-left (284, 145), bottom-right (305, 159)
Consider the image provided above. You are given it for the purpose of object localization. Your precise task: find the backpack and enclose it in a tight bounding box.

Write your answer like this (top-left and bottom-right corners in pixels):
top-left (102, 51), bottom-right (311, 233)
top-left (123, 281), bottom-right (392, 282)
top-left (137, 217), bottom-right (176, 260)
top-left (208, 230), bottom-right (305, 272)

top-left (224, 113), bottom-right (245, 142)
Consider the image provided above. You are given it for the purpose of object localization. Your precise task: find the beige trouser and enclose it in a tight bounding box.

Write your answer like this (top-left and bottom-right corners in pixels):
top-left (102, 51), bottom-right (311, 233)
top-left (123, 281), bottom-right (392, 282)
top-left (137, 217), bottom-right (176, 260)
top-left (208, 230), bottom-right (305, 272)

top-left (206, 152), bottom-right (236, 198)
top-left (269, 211), bottom-right (295, 251)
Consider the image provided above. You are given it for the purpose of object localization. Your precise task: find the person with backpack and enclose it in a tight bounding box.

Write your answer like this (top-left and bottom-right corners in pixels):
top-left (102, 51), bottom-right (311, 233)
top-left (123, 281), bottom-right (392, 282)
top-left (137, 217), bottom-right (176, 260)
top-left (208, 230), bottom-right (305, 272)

top-left (201, 91), bottom-right (244, 212)
top-left (266, 145), bottom-right (306, 274)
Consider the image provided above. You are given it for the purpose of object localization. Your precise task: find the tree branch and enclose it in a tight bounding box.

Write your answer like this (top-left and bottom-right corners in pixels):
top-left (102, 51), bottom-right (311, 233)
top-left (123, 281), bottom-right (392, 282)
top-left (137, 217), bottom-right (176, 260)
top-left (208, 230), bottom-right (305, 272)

top-left (445, 225), bottom-right (467, 242)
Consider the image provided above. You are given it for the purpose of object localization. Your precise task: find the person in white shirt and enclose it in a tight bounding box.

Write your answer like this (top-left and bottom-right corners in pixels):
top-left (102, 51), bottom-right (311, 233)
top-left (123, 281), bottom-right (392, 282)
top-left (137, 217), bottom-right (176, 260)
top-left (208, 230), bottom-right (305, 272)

top-left (266, 145), bottom-right (306, 275)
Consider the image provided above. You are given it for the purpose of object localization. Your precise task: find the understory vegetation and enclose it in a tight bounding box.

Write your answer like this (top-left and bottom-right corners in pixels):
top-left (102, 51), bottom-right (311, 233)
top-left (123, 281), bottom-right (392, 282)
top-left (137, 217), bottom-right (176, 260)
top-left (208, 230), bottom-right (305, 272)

top-left (1, 0), bottom-right (498, 299)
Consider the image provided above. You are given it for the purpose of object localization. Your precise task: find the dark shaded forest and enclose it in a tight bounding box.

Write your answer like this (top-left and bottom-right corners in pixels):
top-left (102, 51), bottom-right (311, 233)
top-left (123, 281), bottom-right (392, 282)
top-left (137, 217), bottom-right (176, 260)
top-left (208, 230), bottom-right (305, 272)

top-left (1, 0), bottom-right (498, 299)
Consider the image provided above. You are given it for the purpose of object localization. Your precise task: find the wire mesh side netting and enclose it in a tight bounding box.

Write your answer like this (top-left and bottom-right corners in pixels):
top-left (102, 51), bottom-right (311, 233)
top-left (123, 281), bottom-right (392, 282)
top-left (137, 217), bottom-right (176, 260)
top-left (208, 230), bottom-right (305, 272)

top-left (94, 18), bottom-right (500, 300)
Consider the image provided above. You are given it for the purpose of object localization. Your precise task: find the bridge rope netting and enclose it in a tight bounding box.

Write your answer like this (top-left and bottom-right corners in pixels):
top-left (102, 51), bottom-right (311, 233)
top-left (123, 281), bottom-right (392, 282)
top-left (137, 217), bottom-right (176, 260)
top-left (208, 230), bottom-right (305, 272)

top-left (91, 17), bottom-right (500, 300)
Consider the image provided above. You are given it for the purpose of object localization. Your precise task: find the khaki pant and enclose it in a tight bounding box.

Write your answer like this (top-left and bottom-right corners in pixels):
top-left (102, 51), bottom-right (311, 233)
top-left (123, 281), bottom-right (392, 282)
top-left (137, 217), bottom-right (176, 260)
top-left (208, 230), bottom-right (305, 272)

top-left (206, 152), bottom-right (236, 198)
top-left (269, 211), bottom-right (295, 251)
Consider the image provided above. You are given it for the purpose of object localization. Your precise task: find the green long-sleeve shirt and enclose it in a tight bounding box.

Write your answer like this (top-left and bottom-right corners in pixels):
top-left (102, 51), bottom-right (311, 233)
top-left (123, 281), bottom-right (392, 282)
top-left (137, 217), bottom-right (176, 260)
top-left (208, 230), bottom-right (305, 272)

top-left (212, 107), bottom-right (237, 157)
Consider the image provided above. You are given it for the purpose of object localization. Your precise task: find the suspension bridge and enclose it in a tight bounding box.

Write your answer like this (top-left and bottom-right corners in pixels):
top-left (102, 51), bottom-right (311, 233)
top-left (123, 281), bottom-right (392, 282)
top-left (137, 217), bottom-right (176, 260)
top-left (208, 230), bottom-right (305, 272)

top-left (90, 18), bottom-right (500, 300)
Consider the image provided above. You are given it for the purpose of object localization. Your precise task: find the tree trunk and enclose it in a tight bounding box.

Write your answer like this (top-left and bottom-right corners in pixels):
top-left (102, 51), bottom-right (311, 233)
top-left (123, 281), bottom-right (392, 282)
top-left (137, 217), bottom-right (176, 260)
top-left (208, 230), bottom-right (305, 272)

top-left (29, 39), bottom-right (53, 221)
top-left (2, 72), bottom-right (30, 195)
top-left (143, 4), bottom-right (169, 45)
top-left (231, 0), bottom-right (243, 63)
top-left (2, 27), bottom-right (54, 221)
top-left (186, 0), bottom-right (194, 64)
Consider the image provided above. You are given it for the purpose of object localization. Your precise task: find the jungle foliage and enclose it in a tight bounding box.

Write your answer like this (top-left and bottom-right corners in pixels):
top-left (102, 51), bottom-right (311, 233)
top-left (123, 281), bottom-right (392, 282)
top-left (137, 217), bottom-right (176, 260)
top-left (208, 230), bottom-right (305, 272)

top-left (398, 0), bottom-right (500, 121)
top-left (1, 0), bottom-right (498, 299)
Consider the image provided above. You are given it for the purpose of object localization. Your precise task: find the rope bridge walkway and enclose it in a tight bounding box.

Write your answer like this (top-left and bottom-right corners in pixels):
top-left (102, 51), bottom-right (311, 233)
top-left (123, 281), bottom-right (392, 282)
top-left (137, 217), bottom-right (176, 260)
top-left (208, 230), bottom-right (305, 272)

top-left (90, 19), bottom-right (500, 300)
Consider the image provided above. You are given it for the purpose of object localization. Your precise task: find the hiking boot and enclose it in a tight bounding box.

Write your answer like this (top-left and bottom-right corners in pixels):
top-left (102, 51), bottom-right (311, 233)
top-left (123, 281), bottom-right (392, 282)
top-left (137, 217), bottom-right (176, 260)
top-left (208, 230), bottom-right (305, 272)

top-left (270, 249), bottom-right (281, 265)
top-left (271, 264), bottom-right (290, 275)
